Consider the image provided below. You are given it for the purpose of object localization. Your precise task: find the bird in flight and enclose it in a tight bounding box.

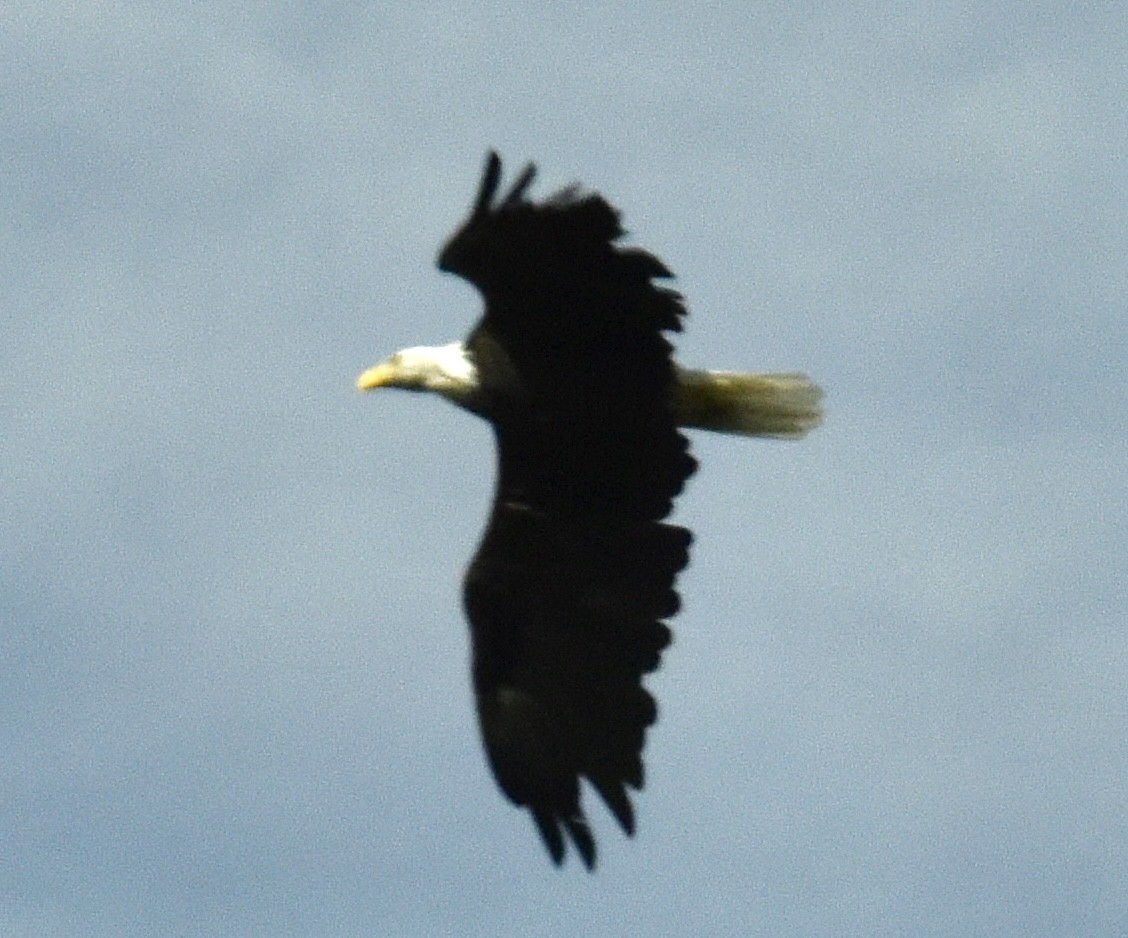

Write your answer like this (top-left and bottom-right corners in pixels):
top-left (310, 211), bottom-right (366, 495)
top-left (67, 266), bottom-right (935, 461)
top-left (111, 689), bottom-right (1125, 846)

top-left (357, 153), bottom-right (821, 868)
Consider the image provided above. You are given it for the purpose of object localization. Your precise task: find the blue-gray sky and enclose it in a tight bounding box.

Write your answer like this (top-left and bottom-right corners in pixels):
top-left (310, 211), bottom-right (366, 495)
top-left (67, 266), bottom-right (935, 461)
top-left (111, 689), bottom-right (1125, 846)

top-left (4, 4), bottom-right (1126, 936)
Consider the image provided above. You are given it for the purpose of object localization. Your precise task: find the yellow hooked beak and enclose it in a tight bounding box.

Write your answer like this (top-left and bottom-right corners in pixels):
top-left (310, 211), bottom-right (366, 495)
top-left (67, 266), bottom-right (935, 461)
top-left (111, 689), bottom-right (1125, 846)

top-left (356, 361), bottom-right (397, 391)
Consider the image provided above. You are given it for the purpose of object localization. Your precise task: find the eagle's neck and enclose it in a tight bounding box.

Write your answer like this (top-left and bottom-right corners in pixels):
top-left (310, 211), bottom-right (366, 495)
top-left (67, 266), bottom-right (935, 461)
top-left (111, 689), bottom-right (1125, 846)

top-left (413, 341), bottom-right (480, 405)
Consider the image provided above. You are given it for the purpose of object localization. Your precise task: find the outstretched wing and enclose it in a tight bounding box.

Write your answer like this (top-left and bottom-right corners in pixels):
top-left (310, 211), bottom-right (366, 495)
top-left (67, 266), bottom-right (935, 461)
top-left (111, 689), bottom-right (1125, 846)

top-left (442, 153), bottom-right (697, 867)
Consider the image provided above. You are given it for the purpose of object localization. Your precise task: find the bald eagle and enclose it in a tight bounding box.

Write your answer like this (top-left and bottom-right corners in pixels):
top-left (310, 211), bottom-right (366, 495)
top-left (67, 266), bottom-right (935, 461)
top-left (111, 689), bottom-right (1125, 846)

top-left (357, 153), bottom-right (821, 868)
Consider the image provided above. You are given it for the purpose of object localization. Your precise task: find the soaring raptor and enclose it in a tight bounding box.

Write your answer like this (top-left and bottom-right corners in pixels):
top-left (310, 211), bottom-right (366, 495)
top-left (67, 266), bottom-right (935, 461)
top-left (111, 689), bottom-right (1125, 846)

top-left (357, 153), bottom-right (821, 868)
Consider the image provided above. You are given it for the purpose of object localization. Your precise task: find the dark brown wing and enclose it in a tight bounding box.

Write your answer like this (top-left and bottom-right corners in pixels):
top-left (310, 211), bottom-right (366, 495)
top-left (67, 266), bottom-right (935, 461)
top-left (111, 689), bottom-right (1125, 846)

top-left (443, 153), bottom-right (696, 868)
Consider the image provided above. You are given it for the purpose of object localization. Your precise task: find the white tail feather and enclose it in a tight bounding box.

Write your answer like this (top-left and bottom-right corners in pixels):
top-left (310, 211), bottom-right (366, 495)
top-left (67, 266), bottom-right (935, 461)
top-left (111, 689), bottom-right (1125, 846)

top-left (674, 367), bottom-right (824, 439)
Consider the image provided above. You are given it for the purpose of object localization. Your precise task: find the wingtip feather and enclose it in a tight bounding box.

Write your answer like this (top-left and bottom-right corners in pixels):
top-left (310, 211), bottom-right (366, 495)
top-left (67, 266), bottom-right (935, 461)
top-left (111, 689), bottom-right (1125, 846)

top-left (475, 151), bottom-right (503, 215)
top-left (502, 161), bottom-right (537, 207)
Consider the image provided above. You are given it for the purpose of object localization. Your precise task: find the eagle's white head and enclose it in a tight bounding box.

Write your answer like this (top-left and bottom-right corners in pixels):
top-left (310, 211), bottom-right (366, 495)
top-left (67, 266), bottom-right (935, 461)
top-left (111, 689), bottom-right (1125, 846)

top-left (356, 341), bottom-right (482, 411)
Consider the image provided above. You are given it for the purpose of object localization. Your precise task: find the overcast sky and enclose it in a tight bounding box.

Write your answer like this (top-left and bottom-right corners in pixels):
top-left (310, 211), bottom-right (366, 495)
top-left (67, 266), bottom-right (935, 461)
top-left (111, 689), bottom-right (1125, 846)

top-left (4, 4), bottom-right (1126, 936)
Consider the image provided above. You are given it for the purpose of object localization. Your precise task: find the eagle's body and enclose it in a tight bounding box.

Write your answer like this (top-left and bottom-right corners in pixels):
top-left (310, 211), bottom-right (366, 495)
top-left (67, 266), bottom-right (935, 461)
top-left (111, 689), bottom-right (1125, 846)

top-left (358, 153), bottom-right (821, 868)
